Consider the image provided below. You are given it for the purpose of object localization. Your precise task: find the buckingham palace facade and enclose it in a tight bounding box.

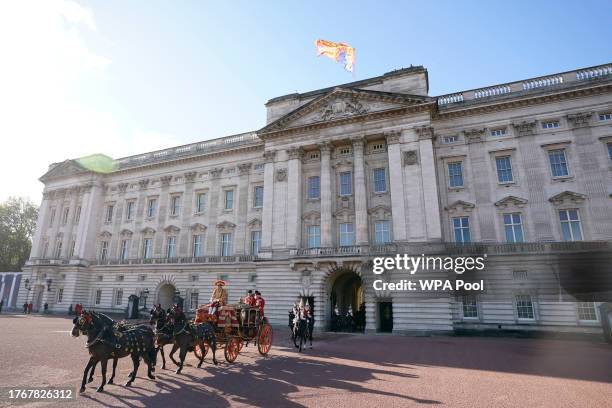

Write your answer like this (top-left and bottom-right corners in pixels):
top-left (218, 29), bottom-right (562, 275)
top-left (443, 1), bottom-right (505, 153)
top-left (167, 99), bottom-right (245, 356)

top-left (18, 62), bottom-right (612, 335)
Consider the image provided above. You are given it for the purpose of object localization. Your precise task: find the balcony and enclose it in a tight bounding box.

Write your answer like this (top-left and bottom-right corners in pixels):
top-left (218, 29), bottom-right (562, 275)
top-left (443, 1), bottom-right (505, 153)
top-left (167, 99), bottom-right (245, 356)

top-left (437, 63), bottom-right (612, 107)
top-left (90, 255), bottom-right (258, 266)
top-left (289, 241), bottom-right (611, 258)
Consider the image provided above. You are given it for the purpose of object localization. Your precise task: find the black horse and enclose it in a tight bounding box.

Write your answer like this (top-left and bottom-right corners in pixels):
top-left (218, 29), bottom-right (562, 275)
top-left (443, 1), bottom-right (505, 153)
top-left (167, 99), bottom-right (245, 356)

top-left (292, 315), bottom-right (313, 352)
top-left (71, 311), bottom-right (156, 393)
top-left (166, 308), bottom-right (218, 374)
top-left (149, 307), bottom-right (174, 369)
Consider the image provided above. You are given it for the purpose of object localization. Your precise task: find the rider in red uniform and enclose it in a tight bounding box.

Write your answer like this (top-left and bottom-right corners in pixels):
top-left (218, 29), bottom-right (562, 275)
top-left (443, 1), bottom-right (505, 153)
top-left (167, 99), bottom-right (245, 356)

top-left (254, 291), bottom-right (265, 316)
top-left (244, 290), bottom-right (256, 306)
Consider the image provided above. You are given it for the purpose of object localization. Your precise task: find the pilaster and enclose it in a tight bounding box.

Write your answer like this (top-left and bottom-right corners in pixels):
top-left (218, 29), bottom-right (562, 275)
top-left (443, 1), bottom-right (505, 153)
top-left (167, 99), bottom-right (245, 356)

top-left (386, 131), bottom-right (407, 241)
top-left (352, 137), bottom-right (368, 244)
top-left (318, 142), bottom-right (333, 247)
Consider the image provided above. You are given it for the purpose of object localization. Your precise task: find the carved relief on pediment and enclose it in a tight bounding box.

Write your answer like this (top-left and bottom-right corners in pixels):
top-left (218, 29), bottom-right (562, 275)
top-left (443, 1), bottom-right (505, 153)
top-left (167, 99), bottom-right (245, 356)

top-left (318, 97), bottom-right (370, 121)
top-left (549, 191), bottom-right (586, 205)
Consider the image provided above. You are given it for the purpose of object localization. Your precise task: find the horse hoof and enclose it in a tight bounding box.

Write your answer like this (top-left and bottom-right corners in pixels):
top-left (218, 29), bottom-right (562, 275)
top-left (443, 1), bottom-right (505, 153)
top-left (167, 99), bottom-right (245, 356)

top-left (175, 369), bottom-right (181, 374)
top-left (96, 387), bottom-right (104, 393)
top-left (197, 363), bottom-right (203, 368)
top-left (148, 375), bottom-right (156, 380)
top-left (79, 387), bottom-right (86, 393)
top-left (213, 360), bottom-right (218, 366)
top-left (124, 382), bottom-right (132, 387)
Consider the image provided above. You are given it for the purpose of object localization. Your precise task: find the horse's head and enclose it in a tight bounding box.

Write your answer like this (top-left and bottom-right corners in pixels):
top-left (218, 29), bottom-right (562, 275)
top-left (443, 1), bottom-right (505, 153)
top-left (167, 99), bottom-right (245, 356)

top-left (71, 311), bottom-right (94, 337)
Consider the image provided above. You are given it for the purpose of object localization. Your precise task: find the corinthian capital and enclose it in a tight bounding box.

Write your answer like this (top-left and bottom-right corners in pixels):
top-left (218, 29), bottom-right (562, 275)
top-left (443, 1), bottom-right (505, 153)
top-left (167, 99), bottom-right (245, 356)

top-left (263, 150), bottom-right (276, 163)
top-left (414, 126), bottom-right (434, 140)
top-left (287, 147), bottom-right (304, 160)
top-left (384, 131), bottom-right (401, 145)
top-left (566, 112), bottom-right (592, 128)
top-left (317, 141), bottom-right (332, 154)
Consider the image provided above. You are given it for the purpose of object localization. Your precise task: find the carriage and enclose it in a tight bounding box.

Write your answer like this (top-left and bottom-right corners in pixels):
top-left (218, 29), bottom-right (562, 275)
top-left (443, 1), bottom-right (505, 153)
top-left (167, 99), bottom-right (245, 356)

top-left (193, 303), bottom-right (273, 363)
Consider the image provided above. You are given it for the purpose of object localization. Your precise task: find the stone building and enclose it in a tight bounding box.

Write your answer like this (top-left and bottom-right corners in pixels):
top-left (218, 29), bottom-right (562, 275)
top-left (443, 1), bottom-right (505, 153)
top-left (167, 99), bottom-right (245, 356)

top-left (18, 62), bottom-right (612, 335)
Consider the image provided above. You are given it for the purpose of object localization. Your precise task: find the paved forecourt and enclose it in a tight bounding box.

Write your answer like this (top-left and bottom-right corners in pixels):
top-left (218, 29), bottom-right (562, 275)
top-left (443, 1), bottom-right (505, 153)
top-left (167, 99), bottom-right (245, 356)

top-left (0, 314), bottom-right (610, 408)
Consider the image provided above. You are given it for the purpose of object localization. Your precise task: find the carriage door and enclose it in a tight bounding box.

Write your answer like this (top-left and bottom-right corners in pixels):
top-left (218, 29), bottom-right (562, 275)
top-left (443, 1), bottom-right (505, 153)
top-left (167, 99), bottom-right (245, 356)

top-left (378, 302), bottom-right (393, 333)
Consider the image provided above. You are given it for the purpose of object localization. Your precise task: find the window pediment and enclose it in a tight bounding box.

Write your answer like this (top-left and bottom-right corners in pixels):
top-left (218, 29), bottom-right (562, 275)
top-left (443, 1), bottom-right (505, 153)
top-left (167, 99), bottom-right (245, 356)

top-left (444, 200), bottom-right (475, 213)
top-left (367, 205), bottom-right (392, 218)
top-left (164, 225), bottom-right (181, 233)
top-left (141, 227), bottom-right (156, 235)
top-left (247, 218), bottom-right (262, 228)
top-left (190, 223), bottom-right (207, 232)
top-left (99, 231), bottom-right (112, 238)
top-left (494, 196), bottom-right (528, 209)
top-left (216, 220), bottom-right (236, 230)
top-left (120, 229), bottom-right (133, 237)
top-left (549, 191), bottom-right (586, 205)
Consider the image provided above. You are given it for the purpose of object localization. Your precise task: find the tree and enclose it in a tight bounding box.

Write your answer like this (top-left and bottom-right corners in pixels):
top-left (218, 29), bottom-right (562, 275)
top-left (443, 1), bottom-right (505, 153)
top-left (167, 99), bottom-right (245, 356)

top-left (0, 197), bottom-right (38, 271)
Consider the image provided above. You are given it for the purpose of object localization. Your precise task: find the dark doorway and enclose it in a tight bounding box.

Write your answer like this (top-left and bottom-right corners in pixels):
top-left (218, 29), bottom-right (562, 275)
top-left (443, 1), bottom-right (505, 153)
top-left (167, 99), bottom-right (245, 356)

top-left (330, 271), bottom-right (365, 332)
top-left (378, 302), bottom-right (393, 332)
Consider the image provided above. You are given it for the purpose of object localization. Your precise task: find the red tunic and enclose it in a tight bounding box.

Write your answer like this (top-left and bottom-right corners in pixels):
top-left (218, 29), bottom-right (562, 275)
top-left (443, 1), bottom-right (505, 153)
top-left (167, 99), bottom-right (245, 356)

top-left (255, 297), bottom-right (265, 316)
top-left (245, 295), bottom-right (256, 306)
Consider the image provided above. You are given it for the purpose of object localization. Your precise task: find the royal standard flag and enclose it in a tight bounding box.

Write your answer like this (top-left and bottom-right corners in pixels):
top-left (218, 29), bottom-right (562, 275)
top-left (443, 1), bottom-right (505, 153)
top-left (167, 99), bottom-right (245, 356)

top-left (315, 39), bottom-right (355, 72)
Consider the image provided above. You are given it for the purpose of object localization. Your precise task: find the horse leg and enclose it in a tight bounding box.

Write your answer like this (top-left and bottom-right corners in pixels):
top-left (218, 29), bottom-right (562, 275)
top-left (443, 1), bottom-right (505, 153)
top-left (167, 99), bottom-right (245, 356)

top-left (80, 358), bottom-right (95, 393)
top-left (158, 345), bottom-right (166, 369)
top-left (197, 341), bottom-right (205, 368)
top-left (126, 354), bottom-right (139, 387)
top-left (87, 360), bottom-right (96, 383)
top-left (107, 357), bottom-right (118, 385)
top-left (169, 342), bottom-right (180, 367)
top-left (210, 336), bottom-right (218, 365)
top-left (96, 358), bottom-right (108, 392)
top-left (176, 345), bottom-right (187, 374)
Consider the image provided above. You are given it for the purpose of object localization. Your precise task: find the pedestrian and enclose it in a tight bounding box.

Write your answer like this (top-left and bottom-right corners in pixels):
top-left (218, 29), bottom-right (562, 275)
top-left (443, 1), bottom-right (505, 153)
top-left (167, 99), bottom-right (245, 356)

top-left (23, 302), bottom-right (28, 314)
top-left (68, 304), bottom-right (73, 315)
top-left (28, 302), bottom-right (33, 314)
top-left (0, 299), bottom-right (3, 313)
top-left (75, 303), bottom-right (82, 316)
top-left (44, 303), bottom-right (49, 314)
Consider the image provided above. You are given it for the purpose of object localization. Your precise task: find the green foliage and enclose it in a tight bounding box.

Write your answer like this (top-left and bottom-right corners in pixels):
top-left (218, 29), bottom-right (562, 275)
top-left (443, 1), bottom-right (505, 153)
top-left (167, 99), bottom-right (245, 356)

top-left (0, 197), bottom-right (38, 272)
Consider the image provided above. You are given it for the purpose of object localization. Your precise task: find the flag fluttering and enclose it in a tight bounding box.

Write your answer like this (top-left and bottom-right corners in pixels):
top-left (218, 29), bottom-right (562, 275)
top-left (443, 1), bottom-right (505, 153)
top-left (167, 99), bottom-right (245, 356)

top-left (315, 39), bottom-right (355, 72)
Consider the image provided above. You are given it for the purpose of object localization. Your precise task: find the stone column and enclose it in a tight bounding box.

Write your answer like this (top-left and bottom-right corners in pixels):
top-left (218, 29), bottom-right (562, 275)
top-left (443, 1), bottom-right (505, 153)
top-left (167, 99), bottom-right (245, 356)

top-left (180, 172), bottom-right (197, 256)
top-left (74, 181), bottom-right (104, 260)
top-left (416, 126), bottom-right (442, 240)
top-left (205, 168), bottom-right (223, 255)
top-left (49, 189), bottom-right (66, 258)
top-left (155, 175), bottom-right (173, 255)
top-left (386, 131), bottom-right (407, 241)
top-left (319, 142), bottom-right (333, 247)
top-left (30, 191), bottom-right (51, 259)
top-left (235, 163), bottom-right (252, 255)
top-left (130, 179), bottom-right (150, 256)
top-left (286, 147), bottom-right (303, 249)
top-left (65, 187), bottom-right (80, 258)
top-left (352, 137), bottom-right (369, 245)
top-left (260, 151), bottom-right (276, 254)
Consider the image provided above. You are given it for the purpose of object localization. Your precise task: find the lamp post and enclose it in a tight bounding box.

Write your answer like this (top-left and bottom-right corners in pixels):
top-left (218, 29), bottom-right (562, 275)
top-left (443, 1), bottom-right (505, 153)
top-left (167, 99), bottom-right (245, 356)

top-left (142, 288), bottom-right (149, 310)
top-left (24, 278), bottom-right (32, 303)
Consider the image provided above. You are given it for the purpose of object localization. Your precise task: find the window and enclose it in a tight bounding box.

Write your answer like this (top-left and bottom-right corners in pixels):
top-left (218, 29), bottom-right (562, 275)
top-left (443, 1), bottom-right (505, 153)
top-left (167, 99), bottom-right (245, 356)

top-left (94, 289), bottom-right (102, 305)
top-left (120, 239), bottom-right (130, 260)
top-left (189, 291), bottom-right (199, 310)
top-left (516, 295), bottom-right (535, 319)
top-left (220, 233), bottom-right (232, 256)
top-left (374, 221), bottom-right (391, 243)
top-left (224, 190), bottom-right (234, 210)
top-left (126, 201), bottom-right (135, 221)
top-left (542, 120), bottom-right (560, 129)
top-left (166, 236), bottom-right (176, 258)
top-left (577, 302), bottom-right (598, 321)
top-left (308, 226), bottom-right (321, 248)
top-left (371, 143), bottom-right (385, 152)
top-left (196, 193), bottom-right (207, 213)
top-left (62, 207), bottom-right (70, 225)
top-left (339, 223), bottom-right (354, 246)
top-left (251, 231), bottom-right (261, 256)
top-left (453, 217), bottom-right (471, 243)
top-left (254, 163), bottom-right (265, 171)
top-left (100, 241), bottom-right (108, 261)
top-left (170, 196), bottom-right (181, 216)
top-left (462, 295), bottom-right (478, 318)
top-left (504, 213), bottom-right (524, 243)
top-left (490, 128), bottom-right (507, 137)
top-left (599, 113), bottom-right (612, 121)
top-left (54, 240), bottom-right (62, 258)
top-left (495, 156), bottom-right (514, 183)
top-left (48, 208), bottom-right (56, 228)
top-left (115, 289), bottom-right (123, 306)
top-left (607, 143), bottom-right (612, 161)
top-left (559, 209), bottom-right (583, 241)
top-left (138, 275), bottom-right (146, 282)
top-left (548, 149), bottom-right (569, 177)
top-left (443, 135), bottom-right (458, 144)
top-left (143, 238), bottom-right (152, 259)
top-left (339, 147), bottom-right (351, 155)
top-left (340, 172), bottom-right (352, 196)
top-left (193, 234), bottom-right (203, 257)
top-left (308, 176), bottom-right (320, 199)
top-left (373, 168), bottom-right (386, 193)
top-left (57, 288), bottom-right (64, 303)
top-left (309, 152), bottom-right (320, 159)
top-left (253, 186), bottom-right (264, 208)
top-left (70, 240), bottom-right (76, 257)
top-left (448, 162), bottom-right (464, 188)
top-left (147, 198), bottom-right (157, 218)
top-left (105, 205), bottom-right (114, 222)
top-left (75, 206), bottom-right (81, 223)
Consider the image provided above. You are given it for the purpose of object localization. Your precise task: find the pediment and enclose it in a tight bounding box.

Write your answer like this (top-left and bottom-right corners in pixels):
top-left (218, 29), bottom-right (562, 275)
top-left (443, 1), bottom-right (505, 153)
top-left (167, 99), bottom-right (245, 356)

top-left (444, 200), bottom-right (475, 212)
top-left (301, 211), bottom-right (321, 221)
top-left (494, 196), bottom-right (528, 208)
top-left (549, 191), bottom-right (586, 205)
top-left (260, 87), bottom-right (431, 134)
top-left (216, 220), bottom-right (236, 229)
top-left (120, 229), bottom-right (133, 237)
top-left (99, 230), bottom-right (112, 238)
top-left (247, 218), bottom-right (262, 228)
top-left (163, 225), bottom-right (181, 233)
top-left (190, 223), bottom-right (207, 231)
top-left (367, 205), bottom-right (392, 216)
top-left (141, 227), bottom-right (156, 234)
top-left (40, 160), bottom-right (88, 182)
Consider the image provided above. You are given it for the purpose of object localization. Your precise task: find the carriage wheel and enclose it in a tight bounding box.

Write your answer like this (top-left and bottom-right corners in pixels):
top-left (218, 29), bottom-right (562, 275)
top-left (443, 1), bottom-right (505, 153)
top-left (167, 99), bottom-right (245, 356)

top-left (257, 324), bottom-right (273, 356)
top-left (237, 338), bottom-right (244, 352)
top-left (224, 337), bottom-right (239, 363)
top-left (194, 342), bottom-right (209, 359)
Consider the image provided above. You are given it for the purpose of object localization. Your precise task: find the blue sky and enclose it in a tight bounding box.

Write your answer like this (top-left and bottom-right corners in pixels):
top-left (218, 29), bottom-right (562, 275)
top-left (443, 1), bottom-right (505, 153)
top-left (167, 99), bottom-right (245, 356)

top-left (1, 0), bottom-right (611, 202)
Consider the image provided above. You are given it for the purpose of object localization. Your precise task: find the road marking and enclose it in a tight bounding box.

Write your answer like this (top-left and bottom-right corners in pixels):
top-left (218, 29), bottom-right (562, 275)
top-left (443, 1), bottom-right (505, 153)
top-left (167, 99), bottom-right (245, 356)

top-left (52, 330), bottom-right (72, 333)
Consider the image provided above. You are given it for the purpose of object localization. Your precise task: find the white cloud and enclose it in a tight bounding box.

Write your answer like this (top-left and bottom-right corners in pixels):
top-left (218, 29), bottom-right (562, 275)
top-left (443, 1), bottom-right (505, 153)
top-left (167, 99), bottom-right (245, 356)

top-left (0, 1), bottom-right (180, 204)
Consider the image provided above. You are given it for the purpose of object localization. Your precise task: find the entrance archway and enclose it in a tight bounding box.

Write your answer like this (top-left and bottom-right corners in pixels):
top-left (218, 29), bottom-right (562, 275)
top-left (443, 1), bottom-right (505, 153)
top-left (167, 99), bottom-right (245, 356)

top-left (328, 270), bottom-right (365, 332)
top-left (158, 283), bottom-right (176, 310)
